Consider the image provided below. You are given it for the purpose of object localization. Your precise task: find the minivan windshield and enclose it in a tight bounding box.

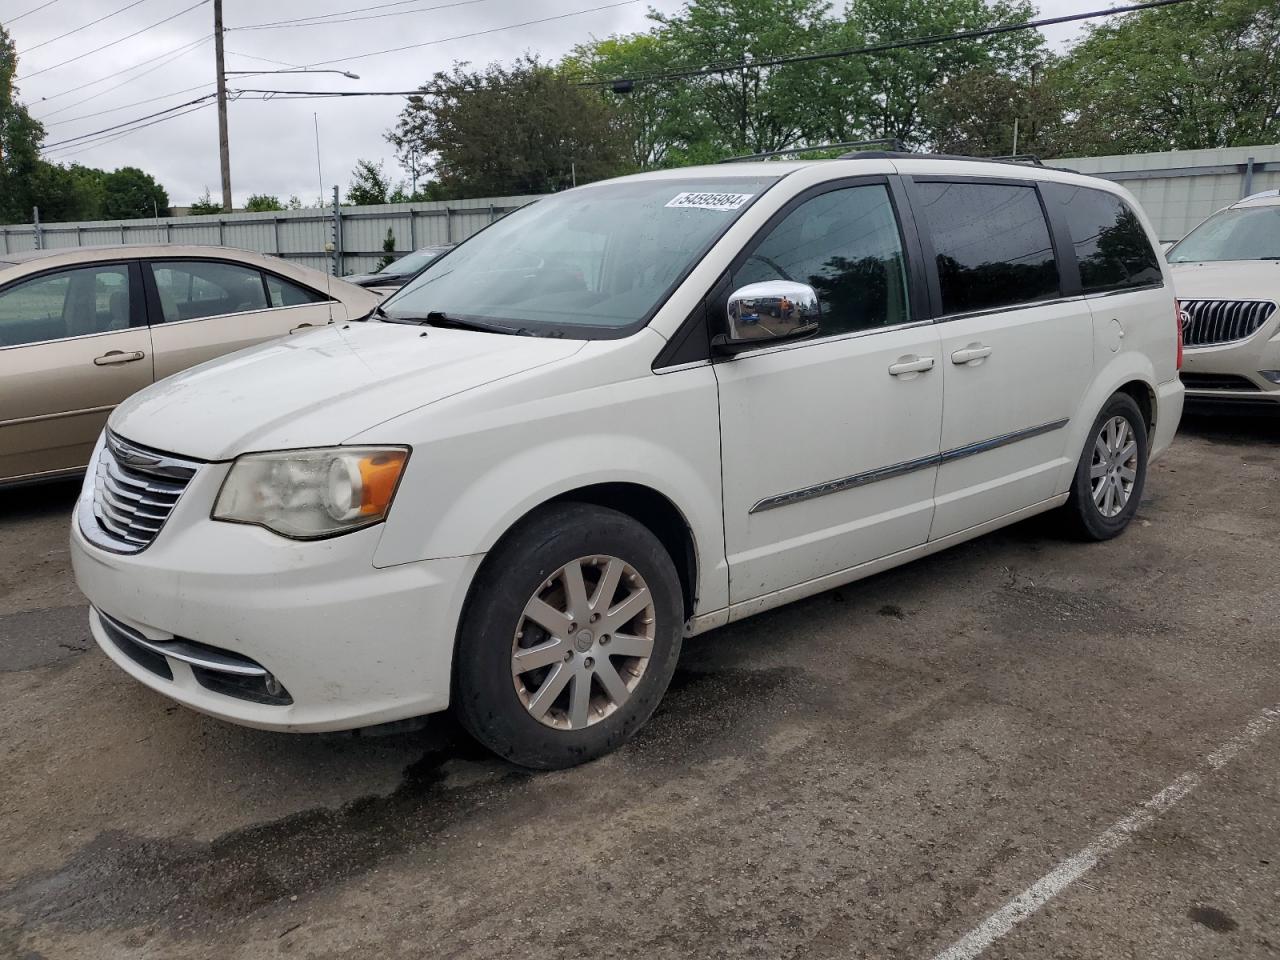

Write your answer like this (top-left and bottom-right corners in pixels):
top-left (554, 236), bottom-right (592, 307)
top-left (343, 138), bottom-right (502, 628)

top-left (1168, 205), bottom-right (1280, 262)
top-left (381, 176), bottom-right (777, 336)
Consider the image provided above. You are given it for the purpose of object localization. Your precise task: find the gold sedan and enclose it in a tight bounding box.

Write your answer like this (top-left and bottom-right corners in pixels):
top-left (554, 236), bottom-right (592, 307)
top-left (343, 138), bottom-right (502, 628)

top-left (0, 245), bottom-right (380, 487)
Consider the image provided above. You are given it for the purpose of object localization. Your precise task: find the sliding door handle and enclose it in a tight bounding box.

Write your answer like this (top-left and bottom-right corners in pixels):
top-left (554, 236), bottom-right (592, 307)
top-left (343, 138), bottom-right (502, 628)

top-left (94, 350), bottom-right (145, 366)
top-left (888, 355), bottom-right (935, 377)
top-left (951, 344), bottom-right (993, 365)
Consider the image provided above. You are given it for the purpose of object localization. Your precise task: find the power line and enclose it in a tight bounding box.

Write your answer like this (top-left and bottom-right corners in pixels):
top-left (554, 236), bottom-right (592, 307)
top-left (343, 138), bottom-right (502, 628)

top-left (44, 100), bottom-right (216, 159)
top-left (226, 0), bottom-right (463, 30)
top-left (32, 33), bottom-right (211, 114)
top-left (16, 0), bottom-right (211, 82)
top-left (41, 93), bottom-right (218, 149)
top-left (229, 0), bottom-right (499, 31)
top-left (303, 0), bottom-right (642, 69)
top-left (230, 88), bottom-right (434, 97)
top-left (222, 48), bottom-right (302, 68)
top-left (43, 82), bottom-right (213, 127)
top-left (581, 0), bottom-right (1201, 87)
top-left (18, 0), bottom-right (156, 56)
top-left (6, 0), bottom-right (64, 25)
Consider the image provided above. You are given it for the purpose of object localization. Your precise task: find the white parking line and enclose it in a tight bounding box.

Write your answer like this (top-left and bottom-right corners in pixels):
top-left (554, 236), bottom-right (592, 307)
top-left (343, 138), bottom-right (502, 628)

top-left (930, 705), bottom-right (1280, 960)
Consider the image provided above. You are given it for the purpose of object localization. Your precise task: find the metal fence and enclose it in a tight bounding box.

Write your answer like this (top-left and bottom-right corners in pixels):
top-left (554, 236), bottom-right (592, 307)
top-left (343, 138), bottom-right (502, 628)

top-left (4, 143), bottom-right (1278, 266)
top-left (1051, 144), bottom-right (1280, 242)
top-left (0, 191), bottom-right (539, 276)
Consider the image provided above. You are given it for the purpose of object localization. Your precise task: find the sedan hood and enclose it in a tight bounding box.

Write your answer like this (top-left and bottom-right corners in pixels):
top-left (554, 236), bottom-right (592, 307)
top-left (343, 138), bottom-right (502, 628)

top-left (1170, 260), bottom-right (1280, 302)
top-left (110, 321), bottom-right (585, 460)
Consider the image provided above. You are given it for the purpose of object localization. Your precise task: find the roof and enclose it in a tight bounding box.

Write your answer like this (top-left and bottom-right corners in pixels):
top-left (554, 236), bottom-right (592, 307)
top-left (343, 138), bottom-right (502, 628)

top-left (1232, 189), bottom-right (1280, 208)
top-left (0, 242), bottom-right (289, 266)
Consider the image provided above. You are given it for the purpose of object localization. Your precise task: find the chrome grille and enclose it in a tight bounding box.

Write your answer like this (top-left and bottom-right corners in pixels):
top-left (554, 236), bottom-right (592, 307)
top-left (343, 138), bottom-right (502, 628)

top-left (82, 433), bottom-right (199, 553)
top-left (1181, 299), bottom-right (1277, 348)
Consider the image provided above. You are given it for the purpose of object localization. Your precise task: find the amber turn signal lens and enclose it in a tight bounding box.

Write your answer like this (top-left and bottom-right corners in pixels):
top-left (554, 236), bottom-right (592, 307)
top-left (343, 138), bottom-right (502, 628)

top-left (358, 451), bottom-right (408, 516)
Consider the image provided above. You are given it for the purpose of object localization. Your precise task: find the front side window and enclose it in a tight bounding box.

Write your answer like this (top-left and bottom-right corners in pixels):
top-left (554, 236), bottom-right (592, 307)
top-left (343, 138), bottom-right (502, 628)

top-left (1049, 186), bottom-right (1161, 292)
top-left (150, 260), bottom-right (268, 322)
top-left (730, 184), bottom-right (910, 337)
top-left (1168, 205), bottom-right (1280, 263)
top-left (0, 264), bottom-right (132, 348)
top-left (916, 181), bottom-right (1059, 314)
top-left (384, 176), bottom-right (778, 337)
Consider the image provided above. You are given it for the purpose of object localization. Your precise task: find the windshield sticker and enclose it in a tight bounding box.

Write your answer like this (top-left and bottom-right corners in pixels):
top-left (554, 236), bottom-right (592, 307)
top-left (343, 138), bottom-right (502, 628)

top-left (665, 192), bottom-right (754, 212)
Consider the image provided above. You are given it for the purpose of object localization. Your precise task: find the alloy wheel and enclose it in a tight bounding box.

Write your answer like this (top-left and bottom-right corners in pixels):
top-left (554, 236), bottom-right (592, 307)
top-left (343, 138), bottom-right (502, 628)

top-left (511, 555), bottom-right (656, 730)
top-left (1090, 415), bottom-right (1139, 519)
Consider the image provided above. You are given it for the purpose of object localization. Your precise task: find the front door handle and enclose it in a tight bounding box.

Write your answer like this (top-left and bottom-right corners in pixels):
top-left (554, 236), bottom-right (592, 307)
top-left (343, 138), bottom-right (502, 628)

top-left (289, 323), bottom-right (315, 334)
top-left (888, 355), bottom-right (935, 377)
top-left (93, 350), bottom-right (145, 366)
top-left (951, 344), bottom-right (993, 365)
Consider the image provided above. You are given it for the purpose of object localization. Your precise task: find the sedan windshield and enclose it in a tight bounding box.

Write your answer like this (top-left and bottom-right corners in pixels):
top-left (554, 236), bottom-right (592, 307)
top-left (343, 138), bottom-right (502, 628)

top-left (381, 176), bottom-right (777, 336)
top-left (1168, 205), bottom-right (1280, 262)
top-left (379, 246), bottom-right (449, 277)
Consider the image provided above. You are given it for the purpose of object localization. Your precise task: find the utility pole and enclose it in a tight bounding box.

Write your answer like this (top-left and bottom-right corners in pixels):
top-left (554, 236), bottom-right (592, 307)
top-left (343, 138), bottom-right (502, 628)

top-left (214, 0), bottom-right (232, 211)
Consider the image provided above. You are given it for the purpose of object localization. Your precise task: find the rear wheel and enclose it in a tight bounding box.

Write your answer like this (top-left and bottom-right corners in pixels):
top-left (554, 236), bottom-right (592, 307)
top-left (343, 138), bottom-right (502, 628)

top-left (453, 503), bottom-right (683, 769)
top-left (1062, 392), bottom-right (1148, 541)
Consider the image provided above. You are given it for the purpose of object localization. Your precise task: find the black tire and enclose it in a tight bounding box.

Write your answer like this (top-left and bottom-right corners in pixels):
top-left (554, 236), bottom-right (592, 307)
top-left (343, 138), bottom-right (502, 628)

top-left (1062, 392), bottom-right (1149, 541)
top-left (453, 502), bottom-right (683, 769)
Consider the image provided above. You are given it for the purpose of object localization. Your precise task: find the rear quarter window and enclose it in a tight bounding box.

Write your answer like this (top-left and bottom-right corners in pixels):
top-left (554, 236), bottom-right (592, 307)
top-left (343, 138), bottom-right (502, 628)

top-left (1046, 185), bottom-right (1162, 293)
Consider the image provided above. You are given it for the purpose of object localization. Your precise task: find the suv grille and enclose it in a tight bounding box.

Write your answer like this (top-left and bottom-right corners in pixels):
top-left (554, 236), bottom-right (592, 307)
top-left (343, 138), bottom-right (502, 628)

top-left (1181, 299), bottom-right (1276, 348)
top-left (83, 433), bottom-right (199, 553)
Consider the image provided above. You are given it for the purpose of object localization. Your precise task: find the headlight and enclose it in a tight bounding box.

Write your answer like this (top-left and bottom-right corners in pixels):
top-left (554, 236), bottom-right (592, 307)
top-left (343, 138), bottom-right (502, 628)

top-left (213, 447), bottom-right (409, 539)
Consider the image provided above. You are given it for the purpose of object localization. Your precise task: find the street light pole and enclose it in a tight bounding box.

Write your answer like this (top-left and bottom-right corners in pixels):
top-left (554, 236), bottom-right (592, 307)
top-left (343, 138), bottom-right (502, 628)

top-left (214, 0), bottom-right (232, 211)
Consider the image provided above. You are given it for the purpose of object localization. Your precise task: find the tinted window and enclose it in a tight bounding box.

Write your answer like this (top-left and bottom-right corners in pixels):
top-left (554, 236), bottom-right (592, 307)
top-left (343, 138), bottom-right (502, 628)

top-left (1051, 186), bottom-right (1161, 291)
top-left (916, 181), bottom-right (1059, 314)
top-left (731, 184), bottom-right (910, 336)
top-left (0, 265), bottom-right (132, 347)
top-left (151, 260), bottom-right (268, 322)
top-left (265, 274), bottom-right (326, 307)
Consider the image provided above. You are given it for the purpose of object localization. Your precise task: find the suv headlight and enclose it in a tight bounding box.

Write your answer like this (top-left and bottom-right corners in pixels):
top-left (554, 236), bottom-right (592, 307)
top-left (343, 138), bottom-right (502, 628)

top-left (213, 447), bottom-right (409, 539)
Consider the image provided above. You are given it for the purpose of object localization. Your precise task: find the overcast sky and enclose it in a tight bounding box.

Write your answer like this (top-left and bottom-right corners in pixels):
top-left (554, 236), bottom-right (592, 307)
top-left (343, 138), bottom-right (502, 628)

top-left (7, 0), bottom-right (1093, 208)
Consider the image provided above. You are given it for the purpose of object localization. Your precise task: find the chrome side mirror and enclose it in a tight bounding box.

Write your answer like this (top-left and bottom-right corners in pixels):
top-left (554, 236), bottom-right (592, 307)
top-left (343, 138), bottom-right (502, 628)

top-left (714, 281), bottom-right (820, 355)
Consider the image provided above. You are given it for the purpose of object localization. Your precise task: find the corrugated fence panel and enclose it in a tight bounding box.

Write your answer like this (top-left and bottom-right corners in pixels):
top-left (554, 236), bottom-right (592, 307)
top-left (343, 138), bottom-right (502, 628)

top-left (6, 148), bottom-right (1277, 257)
top-left (0, 195), bottom-right (539, 276)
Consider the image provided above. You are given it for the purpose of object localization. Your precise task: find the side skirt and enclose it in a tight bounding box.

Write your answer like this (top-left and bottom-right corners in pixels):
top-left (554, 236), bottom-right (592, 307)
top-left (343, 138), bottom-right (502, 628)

top-left (685, 493), bottom-right (1069, 635)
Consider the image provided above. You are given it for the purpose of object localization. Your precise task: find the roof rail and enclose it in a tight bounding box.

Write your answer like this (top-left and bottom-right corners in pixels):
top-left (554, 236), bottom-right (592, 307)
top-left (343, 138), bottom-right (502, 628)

top-left (720, 138), bottom-right (907, 163)
top-left (990, 154), bottom-right (1045, 166)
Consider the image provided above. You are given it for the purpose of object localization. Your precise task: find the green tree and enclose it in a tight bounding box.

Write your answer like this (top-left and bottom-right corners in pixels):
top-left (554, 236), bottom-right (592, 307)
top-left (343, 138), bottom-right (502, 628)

top-left (388, 55), bottom-right (628, 198)
top-left (28, 162), bottom-right (107, 221)
top-left (842, 0), bottom-right (1045, 147)
top-left (346, 158), bottom-right (393, 205)
top-left (375, 228), bottom-right (397, 270)
top-left (646, 0), bottom-right (837, 159)
top-left (921, 63), bottom-right (1069, 157)
top-left (1053, 0), bottom-right (1280, 153)
top-left (101, 167), bottom-right (169, 219)
top-left (0, 24), bottom-right (44, 222)
top-left (188, 189), bottom-right (222, 214)
top-left (244, 193), bottom-right (284, 211)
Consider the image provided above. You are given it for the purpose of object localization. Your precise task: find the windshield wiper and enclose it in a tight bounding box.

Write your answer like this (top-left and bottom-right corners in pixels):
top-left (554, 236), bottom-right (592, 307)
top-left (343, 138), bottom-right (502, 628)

top-left (383, 310), bottom-right (531, 335)
top-left (363, 304), bottom-right (391, 322)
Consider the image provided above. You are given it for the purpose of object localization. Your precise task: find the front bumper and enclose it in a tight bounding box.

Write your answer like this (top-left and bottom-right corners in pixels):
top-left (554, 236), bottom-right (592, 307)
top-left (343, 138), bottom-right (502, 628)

top-left (70, 455), bottom-right (482, 732)
top-left (1181, 335), bottom-right (1280, 405)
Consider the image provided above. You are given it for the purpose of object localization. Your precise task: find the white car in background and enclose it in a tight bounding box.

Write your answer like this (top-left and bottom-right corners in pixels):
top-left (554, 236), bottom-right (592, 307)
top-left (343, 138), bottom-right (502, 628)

top-left (1167, 189), bottom-right (1280, 405)
top-left (70, 155), bottom-right (1182, 769)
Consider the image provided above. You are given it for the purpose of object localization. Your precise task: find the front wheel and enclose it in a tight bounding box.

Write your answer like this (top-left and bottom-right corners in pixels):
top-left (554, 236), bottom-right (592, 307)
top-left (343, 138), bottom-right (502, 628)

top-left (1062, 392), bottom-right (1148, 541)
top-left (453, 503), bottom-right (683, 769)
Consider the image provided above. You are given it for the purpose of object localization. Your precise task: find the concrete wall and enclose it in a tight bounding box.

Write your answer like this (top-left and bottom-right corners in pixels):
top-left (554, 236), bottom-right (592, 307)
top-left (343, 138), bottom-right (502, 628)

top-left (1052, 144), bottom-right (1280, 242)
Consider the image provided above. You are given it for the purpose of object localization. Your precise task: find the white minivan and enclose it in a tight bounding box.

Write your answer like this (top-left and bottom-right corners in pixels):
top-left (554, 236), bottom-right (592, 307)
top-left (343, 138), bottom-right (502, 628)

top-left (70, 154), bottom-right (1184, 768)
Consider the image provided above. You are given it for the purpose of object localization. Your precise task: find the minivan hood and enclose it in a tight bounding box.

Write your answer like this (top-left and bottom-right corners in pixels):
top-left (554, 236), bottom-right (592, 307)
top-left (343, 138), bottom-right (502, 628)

top-left (110, 321), bottom-right (585, 460)
top-left (1169, 260), bottom-right (1280, 303)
